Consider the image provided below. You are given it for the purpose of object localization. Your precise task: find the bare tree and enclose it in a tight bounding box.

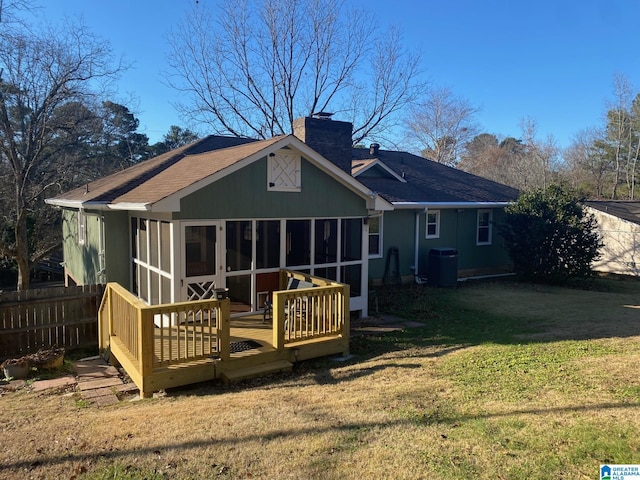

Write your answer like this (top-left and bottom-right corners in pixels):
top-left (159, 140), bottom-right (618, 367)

top-left (563, 127), bottom-right (611, 198)
top-left (519, 117), bottom-right (560, 190)
top-left (165, 0), bottom-right (425, 145)
top-left (605, 74), bottom-right (634, 198)
top-left (0, 0), bottom-right (31, 25)
top-left (0, 19), bottom-right (124, 290)
top-left (460, 134), bottom-right (526, 188)
top-left (405, 86), bottom-right (479, 166)
top-left (459, 120), bottom-right (559, 192)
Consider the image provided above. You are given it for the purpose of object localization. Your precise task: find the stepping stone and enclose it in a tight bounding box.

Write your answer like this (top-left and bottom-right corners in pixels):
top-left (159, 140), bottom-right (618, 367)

top-left (115, 383), bottom-right (138, 394)
top-left (31, 375), bottom-right (76, 392)
top-left (81, 386), bottom-right (118, 399)
top-left (90, 394), bottom-right (120, 406)
top-left (75, 363), bottom-right (120, 379)
top-left (77, 377), bottom-right (123, 390)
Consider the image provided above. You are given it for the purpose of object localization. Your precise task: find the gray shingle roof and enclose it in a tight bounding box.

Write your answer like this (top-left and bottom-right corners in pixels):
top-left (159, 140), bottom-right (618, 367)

top-left (47, 136), bottom-right (269, 206)
top-left (586, 201), bottom-right (640, 225)
top-left (351, 148), bottom-right (519, 203)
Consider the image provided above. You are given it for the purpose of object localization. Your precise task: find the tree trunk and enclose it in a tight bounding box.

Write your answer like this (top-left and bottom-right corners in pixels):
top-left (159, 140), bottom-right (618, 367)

top-left (15, 196), bottom-right (30, 291)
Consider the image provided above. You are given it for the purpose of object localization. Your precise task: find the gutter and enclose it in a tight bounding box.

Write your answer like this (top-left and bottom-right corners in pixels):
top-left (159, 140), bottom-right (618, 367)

top-left (45, 199), bottom-right (112, 210)
top-left (45, 199), bottom-right (152, 211)
top-left (393, 201), bottom-right (512, 209)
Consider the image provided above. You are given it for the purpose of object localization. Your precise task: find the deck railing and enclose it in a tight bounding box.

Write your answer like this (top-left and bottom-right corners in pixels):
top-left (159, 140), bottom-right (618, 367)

top-left (99, 283), bottom-right (230, 397)
top-left (98, 270), bottom-right (348, 397)
top-left (272, 270), bottom-right (350, 349)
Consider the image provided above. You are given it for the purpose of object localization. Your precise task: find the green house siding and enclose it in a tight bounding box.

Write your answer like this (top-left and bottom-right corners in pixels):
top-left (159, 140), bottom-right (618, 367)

top-left (428, 208), bottom-right (510, 276)
top-left (175, 156), bottom-right (368, 220)
top-left (103, 211), bottom-right (131, 288)
top-left (450, 209), bottom-right (511, 275)
top-left (62, 208), bottom-right (101, 285)
top-left (369, 208), bottom-right (512, 283)
top-left (369, 209), bottom-right (415, 281)
top-left (62, 209), bottom-right (130, 287)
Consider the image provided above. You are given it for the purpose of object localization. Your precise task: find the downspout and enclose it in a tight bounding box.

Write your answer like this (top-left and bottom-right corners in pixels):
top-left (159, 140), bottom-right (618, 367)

top-left (98, 212), bottom-right (106, 282)
top-left (414, 209), bottom-right (428, 284)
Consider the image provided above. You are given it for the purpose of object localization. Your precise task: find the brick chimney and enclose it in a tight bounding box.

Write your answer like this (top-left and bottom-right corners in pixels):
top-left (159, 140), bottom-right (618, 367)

top-left (293, 113), bottom-right (353, 174)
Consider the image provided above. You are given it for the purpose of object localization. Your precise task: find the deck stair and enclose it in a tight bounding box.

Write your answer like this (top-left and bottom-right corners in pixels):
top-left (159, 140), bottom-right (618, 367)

top-left (221, 359), bottom-right (293, 383)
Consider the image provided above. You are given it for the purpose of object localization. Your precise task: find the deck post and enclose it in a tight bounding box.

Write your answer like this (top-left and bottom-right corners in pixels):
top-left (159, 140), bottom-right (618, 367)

top-left (342, 285), bottom-right (350, 356)
top-left (218, 298), bottom-right (231, 362)
top-left (272, 292), bottom-right (285, 351)
top-left (97, 284), bottom-right (109, 351)
top-left (139, 309), bottom-right (155, 398)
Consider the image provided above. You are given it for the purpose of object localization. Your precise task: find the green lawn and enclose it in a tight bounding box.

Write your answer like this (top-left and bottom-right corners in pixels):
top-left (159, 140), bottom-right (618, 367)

top-left (2, 276), bottom-right (640, 479)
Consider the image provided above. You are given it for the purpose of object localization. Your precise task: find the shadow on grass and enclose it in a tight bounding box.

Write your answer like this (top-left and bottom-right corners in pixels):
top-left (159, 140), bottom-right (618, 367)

top-left (2, 399), bottom-right (638, 473)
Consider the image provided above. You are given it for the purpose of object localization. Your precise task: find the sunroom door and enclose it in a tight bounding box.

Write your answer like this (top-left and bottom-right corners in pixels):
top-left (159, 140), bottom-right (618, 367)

top-left (182, 222), bottom-right (222, 301)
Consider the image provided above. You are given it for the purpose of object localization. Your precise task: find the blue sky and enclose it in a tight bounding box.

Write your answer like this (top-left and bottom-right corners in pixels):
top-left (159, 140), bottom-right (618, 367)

top-left (33, 0), bottom-right (640, 150)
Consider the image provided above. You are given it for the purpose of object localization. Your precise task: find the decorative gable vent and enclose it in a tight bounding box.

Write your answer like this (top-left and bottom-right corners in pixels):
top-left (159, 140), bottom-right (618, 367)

top-left (267, 152), bottom-right (301, 192)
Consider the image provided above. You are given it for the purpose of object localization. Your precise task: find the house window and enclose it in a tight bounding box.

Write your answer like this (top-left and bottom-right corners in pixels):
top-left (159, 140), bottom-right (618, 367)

top-left (315, 219), bottom-right (338, 264)
top-left (426, 210), bottom-right (440, 239)
top-left (78, 210), bottom-right (87, 245)
top-left (256, 220), bottom-right (280, 269)
top-left (286, 219), bottom-right (311, 266)
top-left (368, 215), bottom-right (382, 257)
top-left (341, 218), bottom-right (362, 261)
top-left (477, 209), bottom-right (493, 245)
top-left (226, 221), bottom-right (252, 271)
top-left (186, 225), bottom-right (217, 276)
top-left (267, 152), bottom-right (301, 191)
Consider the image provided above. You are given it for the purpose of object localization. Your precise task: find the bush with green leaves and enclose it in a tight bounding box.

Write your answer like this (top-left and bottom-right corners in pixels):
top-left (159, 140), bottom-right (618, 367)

top-left (499, 185), bottom-right (603, 282)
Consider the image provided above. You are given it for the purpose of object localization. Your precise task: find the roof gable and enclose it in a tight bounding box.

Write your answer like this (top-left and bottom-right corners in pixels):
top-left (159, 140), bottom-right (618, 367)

top-left (352, 158), bottom-right (406, 183)
top-left (47, 135), bottom-right (392, 212)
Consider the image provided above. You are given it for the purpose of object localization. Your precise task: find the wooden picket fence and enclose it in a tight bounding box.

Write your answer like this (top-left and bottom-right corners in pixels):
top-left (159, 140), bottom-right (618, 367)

top-left (0, 284), bottom-right (105, 361)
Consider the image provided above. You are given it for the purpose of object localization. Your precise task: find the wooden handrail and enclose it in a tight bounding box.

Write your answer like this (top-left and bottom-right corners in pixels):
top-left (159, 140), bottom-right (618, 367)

top-left (272, 270), bottom-right (348, 345)
top-left (99, 283), bottom-right (231, 397)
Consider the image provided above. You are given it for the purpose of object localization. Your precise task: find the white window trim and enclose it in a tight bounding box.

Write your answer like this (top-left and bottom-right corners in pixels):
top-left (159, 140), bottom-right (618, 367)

top-left (368, 215), bottom-right (383, 259)
top-left (477, 209), bottom-right (493, 245)
top-left (425, 210), bottom-right (440, 239)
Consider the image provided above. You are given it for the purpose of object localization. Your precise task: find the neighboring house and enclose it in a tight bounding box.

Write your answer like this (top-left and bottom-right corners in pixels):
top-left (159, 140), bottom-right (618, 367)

top-left (586, 201), bottom-right (640, 276)
top-left (46, 114), bottom-right (518, 317)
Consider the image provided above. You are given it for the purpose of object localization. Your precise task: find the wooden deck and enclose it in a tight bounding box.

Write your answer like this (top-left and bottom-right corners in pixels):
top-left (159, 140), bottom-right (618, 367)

top-left (99, 270), bottom-right (350, 398)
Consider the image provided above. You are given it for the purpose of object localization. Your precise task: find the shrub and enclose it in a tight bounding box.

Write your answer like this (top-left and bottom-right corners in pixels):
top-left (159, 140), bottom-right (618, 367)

top-left (499, 185), bottom-right (603, 282)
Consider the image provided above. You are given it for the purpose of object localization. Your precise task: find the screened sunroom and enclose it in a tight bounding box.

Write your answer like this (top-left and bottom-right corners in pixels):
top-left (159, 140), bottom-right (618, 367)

top-left (129, 215), bottom-right (368, 317)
